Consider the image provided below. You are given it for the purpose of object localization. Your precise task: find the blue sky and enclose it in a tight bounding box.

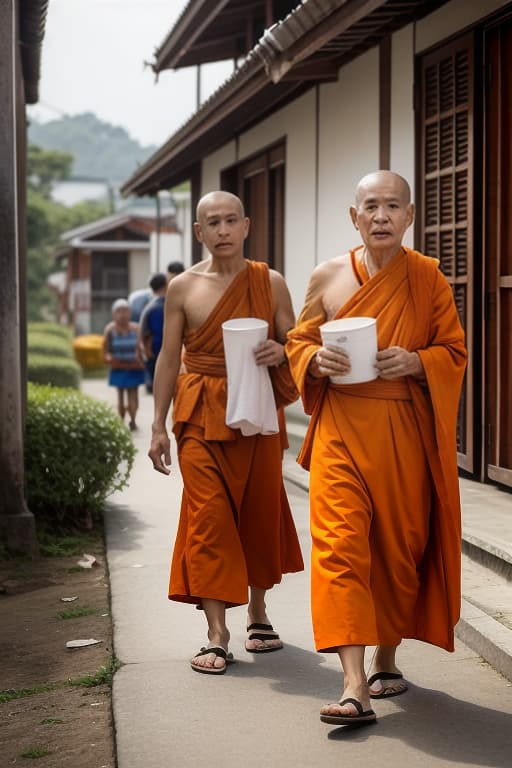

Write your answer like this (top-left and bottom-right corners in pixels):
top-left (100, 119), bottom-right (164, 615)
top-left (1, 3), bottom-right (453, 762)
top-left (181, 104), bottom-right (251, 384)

top-left (29, 0), bottom-right (234, 147)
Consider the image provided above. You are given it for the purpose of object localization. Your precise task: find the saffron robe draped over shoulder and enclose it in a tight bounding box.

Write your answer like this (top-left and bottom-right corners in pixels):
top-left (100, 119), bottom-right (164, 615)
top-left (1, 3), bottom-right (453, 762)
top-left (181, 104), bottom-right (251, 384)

top-left (286, 247), bottom-right (467, 652)
top-left (169, 260), bottom-right (303, 607)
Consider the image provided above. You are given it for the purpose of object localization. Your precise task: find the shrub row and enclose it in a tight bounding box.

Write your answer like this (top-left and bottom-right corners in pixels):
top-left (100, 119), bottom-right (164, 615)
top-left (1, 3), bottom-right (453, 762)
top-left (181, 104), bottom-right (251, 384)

top-left (27, 322), bottom-right (81, 389)
top-left (25, 383), bottom-right (136, 527)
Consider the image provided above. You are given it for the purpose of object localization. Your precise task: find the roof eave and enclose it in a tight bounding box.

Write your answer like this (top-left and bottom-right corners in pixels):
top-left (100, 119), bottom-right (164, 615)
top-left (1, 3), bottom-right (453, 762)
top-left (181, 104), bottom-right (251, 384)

top-left (153, 0), bottom-right (230, 73)
top-left (20, 0), bottom-right (50, 104)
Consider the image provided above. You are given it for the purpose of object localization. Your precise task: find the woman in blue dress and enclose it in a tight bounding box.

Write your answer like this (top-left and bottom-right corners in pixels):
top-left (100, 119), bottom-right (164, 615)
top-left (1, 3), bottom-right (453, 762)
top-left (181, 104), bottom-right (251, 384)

top-left (103, 298), bottom-right (145, 430)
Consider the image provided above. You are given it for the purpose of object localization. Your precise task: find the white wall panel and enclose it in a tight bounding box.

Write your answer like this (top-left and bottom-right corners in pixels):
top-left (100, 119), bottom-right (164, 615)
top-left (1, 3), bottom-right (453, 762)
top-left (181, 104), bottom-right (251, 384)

top-left (317, 48), bottom-right (380, 266)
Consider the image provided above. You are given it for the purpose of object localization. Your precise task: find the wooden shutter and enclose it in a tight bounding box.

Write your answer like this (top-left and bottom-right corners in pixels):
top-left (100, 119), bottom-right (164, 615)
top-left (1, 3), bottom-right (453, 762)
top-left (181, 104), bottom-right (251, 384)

top-left (417, 33), bottom-right (474, 472)
top-left (484, 18), bottom-right (512, 487)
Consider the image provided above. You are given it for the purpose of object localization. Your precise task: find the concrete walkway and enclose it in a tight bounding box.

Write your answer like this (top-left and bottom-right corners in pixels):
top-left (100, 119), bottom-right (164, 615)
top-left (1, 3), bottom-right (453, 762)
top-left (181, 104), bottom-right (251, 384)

top-left (82, 380), bottom-right (512, 768)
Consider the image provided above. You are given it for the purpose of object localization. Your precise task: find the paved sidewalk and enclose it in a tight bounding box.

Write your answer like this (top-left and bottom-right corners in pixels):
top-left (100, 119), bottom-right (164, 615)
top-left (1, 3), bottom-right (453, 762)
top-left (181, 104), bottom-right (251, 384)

top-left (83, 380), bottom-right (512, 768)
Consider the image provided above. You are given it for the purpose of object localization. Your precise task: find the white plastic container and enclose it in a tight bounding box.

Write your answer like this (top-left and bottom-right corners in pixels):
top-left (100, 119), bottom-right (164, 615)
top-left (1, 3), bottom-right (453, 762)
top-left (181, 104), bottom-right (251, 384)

top-left (221, 317), bottom-right (278, 435)
top-left (319, 316), bottom-right (378, 384)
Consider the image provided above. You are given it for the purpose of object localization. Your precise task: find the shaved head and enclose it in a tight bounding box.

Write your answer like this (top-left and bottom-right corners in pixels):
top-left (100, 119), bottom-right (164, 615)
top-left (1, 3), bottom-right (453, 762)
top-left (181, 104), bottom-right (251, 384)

top-left (355, 170), bottom-right (411, 207)
top-left (196, 190), bottom-right (245, 222)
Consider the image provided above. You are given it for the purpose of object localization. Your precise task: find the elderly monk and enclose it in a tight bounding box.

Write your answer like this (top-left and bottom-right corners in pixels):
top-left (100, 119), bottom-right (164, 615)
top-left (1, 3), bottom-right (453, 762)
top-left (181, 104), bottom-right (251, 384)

top-left (149, 190), bottom-right (303, 675)
top-left (286, 170), bottom-right (467, 725)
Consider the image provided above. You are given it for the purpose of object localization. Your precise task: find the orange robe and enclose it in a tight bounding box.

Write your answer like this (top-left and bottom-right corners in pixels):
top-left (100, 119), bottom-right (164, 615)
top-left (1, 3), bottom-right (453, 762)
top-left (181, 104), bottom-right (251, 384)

top-left (169, 260), bottom-right (303, 607)
top-left (286, 247), bottom-right (467, 652)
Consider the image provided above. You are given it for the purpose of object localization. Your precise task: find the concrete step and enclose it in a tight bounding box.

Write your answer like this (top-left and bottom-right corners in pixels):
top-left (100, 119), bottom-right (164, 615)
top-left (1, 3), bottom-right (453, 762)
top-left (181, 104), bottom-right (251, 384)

top-left (283, 410), bottom-right (512, 682)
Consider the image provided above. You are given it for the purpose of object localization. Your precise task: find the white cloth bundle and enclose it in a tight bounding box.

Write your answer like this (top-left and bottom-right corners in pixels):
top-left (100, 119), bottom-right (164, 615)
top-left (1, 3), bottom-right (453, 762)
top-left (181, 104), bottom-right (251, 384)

top-left (222, 318), bottom-right (279, 436)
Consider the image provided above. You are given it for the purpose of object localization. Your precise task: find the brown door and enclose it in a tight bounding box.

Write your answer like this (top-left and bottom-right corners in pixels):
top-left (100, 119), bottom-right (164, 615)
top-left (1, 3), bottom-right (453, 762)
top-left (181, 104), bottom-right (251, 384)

top-left (484, 19), bottom-right (512, 487)
top-left (417, 33), bottom-right (475, 472)
top-left (222, 142), bottom-right (285, 273)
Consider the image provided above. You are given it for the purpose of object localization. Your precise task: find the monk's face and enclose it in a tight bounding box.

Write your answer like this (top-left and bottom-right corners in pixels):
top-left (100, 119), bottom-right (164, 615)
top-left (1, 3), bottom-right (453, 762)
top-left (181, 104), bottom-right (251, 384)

top-left (350, 172), bottom-right (414, 258)
top-left (194, 193), bottom-right (249, 259)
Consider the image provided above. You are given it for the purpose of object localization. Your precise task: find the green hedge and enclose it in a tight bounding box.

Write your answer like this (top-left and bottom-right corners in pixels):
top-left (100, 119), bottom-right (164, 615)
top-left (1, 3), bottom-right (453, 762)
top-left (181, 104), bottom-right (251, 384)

top-left (27, 354), bottom-right (81, 389)
top-left (28, 322), bottom-right (73, 340)
top-left (28, 332), bottom-right (74, 359)
top-left (25, 383), bottom-right (136, 526)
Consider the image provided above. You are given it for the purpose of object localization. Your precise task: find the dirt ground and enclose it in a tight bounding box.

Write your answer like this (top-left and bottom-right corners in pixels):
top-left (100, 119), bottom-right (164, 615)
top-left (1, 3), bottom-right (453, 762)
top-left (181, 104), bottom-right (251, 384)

top-left (0, 531), bottom-right (115, 767)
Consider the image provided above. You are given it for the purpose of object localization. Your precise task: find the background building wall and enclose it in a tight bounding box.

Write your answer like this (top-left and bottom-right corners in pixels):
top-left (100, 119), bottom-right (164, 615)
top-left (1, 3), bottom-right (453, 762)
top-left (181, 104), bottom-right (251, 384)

top-left (390, 24), bottom-right (415, 252)
top-left (316, 48), bottom-right (380, 268)
top-left (415, 0), bottom-right (508, 52)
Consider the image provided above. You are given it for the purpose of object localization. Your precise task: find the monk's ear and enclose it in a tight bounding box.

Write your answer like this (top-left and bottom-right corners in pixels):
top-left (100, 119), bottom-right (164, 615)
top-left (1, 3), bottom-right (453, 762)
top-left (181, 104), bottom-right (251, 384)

top-left (406, 203), bottom-right (415, 228)
top-left (243, 217), bottom-right (250, 239)
top-left (349, 206), bottom-right (359, 229)
top-left (193, 221), bottom-right (203, 243)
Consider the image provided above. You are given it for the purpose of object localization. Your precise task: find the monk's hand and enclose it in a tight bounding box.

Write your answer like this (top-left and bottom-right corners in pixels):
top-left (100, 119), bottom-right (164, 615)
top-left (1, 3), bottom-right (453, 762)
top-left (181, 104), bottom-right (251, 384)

top-left (376, 346), bottom-right (424, 379)
top-left (254, 339), bottom-right (286, 367)
top-left (148, 427), bottom-right (172, 475)
top-left (309, 345), bottom-right (351, 379)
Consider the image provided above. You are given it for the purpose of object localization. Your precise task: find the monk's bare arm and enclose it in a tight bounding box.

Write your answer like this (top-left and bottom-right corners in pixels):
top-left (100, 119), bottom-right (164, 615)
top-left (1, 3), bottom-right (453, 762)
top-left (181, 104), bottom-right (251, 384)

top-left (302, 261), bottom-right (351, 380)
top-left (148, 277), bottom-right (187, 474)
top-left (254, 270), bottom-right (294, 367)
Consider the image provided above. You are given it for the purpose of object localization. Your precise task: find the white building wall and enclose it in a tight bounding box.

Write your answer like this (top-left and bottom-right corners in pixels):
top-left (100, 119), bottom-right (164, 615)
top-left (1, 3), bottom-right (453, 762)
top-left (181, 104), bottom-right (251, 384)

top-left (390, 25), bottom-right (416, 250)
top-left (415, 0), bottom-right (509, 52)
top-left (198, 92), bottom-right (317, 312)
top-left (201, 142), bottom-right (237, 197)
top-left (317, 48), bottom-right (380, 267)
top-left (239, 90), bottom-right (317, 312)
top-left (129, 249), bottom-right (151, 292)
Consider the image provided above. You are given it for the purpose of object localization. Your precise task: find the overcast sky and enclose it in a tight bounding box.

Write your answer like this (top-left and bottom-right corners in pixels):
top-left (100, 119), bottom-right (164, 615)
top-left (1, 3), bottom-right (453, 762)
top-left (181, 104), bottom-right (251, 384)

top-left (28, 0), bottom-right (234, 147)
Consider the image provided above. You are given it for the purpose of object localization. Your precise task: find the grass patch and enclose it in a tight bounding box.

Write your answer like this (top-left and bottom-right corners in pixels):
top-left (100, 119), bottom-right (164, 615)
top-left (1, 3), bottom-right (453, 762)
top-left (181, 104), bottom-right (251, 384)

top-left (69, 656), bottom-right (123, 688)
top-left (67, 565), bottom-right (83, 573)
top-left (38, 530), bottom-right (98, 558)
top-left (56, 605), bottom-right (98, 620)
top-left (0, 682), bottom-right (65, 704)
top-left (41, 718), bottom-right (64, 725)
top-left (20, 746), bottom-right (52, 759)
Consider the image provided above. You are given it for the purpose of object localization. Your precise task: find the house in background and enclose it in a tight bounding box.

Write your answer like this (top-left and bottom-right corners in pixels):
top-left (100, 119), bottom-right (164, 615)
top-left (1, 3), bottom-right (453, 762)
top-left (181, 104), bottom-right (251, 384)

top-left (57, 208), bottom-right (181, 334)
top-left (122, 0), bottom-right (512, 492)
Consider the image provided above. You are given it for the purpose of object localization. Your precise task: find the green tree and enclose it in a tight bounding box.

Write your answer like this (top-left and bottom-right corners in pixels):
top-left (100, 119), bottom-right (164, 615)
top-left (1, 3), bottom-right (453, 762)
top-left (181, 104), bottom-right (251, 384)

top-left (26, 145), bottom-right (108, 321)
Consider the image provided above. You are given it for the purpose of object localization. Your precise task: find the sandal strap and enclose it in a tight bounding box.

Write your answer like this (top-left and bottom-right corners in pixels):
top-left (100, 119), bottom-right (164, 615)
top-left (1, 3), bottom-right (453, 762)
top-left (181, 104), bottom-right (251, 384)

top-left (196, 646), bottom-right (227, 660)
top-left (247, 622), bottom-right (274, 632)
top-left (338, 697), bottom-right (363, 715)
top-left (248, 631), bottom-right (280, 642)
top-left (367, 672), bottom-right (402, 686)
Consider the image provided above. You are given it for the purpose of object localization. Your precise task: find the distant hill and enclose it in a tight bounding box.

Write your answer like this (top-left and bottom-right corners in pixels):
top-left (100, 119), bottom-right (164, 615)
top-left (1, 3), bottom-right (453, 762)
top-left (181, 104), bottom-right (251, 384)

top-left (28, 112), bottom-right (158, 185)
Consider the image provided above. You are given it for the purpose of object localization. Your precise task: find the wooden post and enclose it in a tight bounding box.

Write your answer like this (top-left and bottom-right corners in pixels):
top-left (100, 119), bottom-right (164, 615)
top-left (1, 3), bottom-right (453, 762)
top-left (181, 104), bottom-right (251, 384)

top-left (0, 0), bottom-right (38, 556)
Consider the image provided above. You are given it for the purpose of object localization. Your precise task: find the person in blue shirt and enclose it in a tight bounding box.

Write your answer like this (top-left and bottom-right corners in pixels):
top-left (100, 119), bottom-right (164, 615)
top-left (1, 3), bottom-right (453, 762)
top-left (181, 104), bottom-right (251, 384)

top-left (139, 273), bottom-right (169, 394)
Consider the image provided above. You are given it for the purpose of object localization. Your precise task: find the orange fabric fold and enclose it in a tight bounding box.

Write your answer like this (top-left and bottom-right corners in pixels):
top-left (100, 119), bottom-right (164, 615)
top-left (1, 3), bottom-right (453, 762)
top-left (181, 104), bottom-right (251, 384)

top-left (286, 247), bottom-right (467, 652)
top-left (169, 261), bottom-right (303, 606)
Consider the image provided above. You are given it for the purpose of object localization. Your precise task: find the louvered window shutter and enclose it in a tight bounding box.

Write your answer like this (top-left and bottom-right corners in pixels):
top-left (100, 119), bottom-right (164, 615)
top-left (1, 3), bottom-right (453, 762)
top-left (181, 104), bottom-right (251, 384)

top-left (418, 33), bottom-right (474, 472)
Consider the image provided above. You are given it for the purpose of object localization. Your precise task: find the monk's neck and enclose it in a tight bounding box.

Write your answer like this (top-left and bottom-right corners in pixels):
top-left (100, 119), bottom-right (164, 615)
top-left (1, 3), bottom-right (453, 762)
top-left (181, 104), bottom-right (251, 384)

top-left (206, 253), bottom-right (247, 277)
top-left (363, 246), bottom-right (403, 277)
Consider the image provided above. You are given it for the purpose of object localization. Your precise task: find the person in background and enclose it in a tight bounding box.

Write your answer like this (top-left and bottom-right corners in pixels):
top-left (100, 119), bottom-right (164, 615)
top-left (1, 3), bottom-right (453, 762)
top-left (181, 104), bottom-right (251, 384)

top-left (167, 260), bottom-right (185, 283)
top-left (286, 170), bottom-right (467, 726)
top-left (128, 286), bottom-right (152, 323)
top-left (103, 298), bottom-right (145, 431)
top-left (139, 272), bottom-right (168, 395)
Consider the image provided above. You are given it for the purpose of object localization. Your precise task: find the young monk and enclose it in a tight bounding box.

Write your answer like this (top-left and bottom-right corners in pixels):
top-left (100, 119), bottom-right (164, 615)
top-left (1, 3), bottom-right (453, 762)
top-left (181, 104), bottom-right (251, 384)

top-left (286, 170), bottom-right (467, 725)
top-left (148, 190), bottom-right (303, 674)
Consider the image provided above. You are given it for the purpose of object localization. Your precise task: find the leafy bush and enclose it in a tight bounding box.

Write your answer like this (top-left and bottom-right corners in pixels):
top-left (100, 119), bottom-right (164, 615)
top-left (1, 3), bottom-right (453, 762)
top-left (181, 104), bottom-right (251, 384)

top-left (28, 332), bottom-right (73, 359)
top-left (25, 383), bottom-right (136, 526)
top-left (28, 322), bottom-right (73, 340)
top-left (27, 354), bottom-right (81, 389)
